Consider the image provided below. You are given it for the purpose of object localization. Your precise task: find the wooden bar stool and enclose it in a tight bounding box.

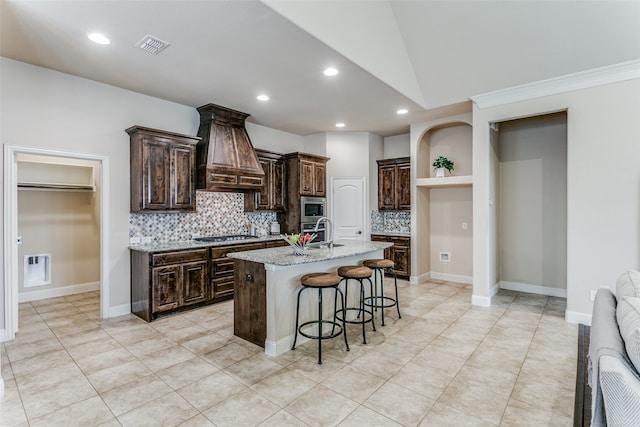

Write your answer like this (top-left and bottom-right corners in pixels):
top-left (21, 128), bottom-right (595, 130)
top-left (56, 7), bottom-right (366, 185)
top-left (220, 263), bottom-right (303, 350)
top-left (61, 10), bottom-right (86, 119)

top-left (336, 265), bottom-right (376, 344)
top-left (292, 272), bottom-right (349, 364)
top-left (362, 259), bottom-right (401, 326)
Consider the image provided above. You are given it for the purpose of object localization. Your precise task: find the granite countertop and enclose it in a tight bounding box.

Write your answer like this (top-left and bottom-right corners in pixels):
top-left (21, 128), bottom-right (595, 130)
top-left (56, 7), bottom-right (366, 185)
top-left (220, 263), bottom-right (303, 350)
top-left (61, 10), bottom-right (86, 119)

top-left (371, 231), bottom-right (411, 238)
top-left (227, 239), bottom-right (393, 267)
top-left (129, 234), bottom-right (284, 253)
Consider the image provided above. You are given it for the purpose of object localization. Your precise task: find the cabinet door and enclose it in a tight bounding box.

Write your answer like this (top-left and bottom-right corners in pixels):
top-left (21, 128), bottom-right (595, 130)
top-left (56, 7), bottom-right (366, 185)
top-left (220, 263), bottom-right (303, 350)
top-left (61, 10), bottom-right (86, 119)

top-left (171, 144), bottom-right (196, 210)
top-left (299, 159), bottom-right (315, 196)
top-left (378, 164), bottom-right (397, 211)
top-left (397, 163), bottom-right (411, 210)
top-left (314, 162), bottom-right (326, 197)
top-left (393, 243), bottom-right (410, 278)
top-left (152, 265), bottom-right (181, 313)
top-left (142, 139), bottom-right (171, 210)
top-left (272, 159), bottom-right (286, 211)
top-left (233, 260), bottom-right (266, 347)
top-left (182, 260), bottom-right (208, 306)
top-left (254, 158), bottom-right (272, 210)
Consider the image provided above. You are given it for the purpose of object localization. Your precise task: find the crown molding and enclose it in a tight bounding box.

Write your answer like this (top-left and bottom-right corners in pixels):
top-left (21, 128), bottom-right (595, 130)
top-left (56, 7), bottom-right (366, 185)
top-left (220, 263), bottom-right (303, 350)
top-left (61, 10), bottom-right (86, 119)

top-left (471, 59), bottom-right (640, 109)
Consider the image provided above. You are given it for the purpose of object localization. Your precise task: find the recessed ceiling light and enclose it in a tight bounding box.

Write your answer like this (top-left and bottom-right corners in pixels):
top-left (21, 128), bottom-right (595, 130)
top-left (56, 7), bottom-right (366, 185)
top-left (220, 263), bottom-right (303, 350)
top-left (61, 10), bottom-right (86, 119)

top-left (335, 123), bottom-right (345, 128)
top-left (323, 67), bottom-right (339, 77)
top-left (256, 94), bottom-right (269, 102)
top-left (397, 108), bottom-right (408, 115)
top-left (88, 33), bottom-right (110, 45)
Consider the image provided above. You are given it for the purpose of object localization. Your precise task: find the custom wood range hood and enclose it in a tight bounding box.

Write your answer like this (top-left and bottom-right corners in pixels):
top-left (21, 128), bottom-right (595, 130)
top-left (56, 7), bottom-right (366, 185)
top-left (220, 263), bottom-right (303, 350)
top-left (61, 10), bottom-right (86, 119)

top-left (195, 103), bottom-right (264, 192)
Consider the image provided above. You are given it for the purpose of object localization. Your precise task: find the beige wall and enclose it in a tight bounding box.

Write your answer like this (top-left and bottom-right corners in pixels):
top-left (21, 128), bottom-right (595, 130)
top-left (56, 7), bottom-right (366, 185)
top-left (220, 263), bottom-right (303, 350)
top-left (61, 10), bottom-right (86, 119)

top-left (497, 113), bottom-right (567, 290)
top-left (0, 58), bottom-right (306, 325)
top-left (473, 77), bottom-right (640, 320)
top-left (383, 133), bottom-right (410, 158)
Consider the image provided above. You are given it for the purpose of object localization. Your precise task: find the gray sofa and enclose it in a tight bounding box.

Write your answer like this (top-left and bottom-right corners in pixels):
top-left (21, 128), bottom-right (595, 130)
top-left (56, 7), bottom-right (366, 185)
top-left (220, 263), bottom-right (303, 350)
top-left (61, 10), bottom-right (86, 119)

top-left (589, 270), bottom-right (640, 426)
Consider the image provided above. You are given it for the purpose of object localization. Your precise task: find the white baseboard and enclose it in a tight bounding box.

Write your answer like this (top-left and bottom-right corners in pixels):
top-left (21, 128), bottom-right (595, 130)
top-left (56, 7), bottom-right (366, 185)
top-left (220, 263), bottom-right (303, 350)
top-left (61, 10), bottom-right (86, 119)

top-left (106, 303), bottom-right (131, 319)
top-left (410, 272), bottom-right (430, 285)
top-left (18, 281), bottom-right (100, 303)
top-left (566, 310), bottom-right (592, 326)
top-left (265, 335), bottom-right (295, 357)
top-left (0, 376), bottom-right (4, 400)
top-left (472, 294), bottom-right (492, 307)
top-left (499, 281), bottom-right (567, 298)
top-left (0, 328), bottom-right (14, 343)
top-left (429, 272), bottom-right (473, 285)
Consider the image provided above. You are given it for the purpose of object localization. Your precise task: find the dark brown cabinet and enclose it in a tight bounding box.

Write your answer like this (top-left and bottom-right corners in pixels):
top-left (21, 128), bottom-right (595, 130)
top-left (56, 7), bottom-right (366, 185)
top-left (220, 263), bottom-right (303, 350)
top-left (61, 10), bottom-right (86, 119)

top-left (127, 126), bottom-right (200, 213)
top-left (131, 248), bottom-right (209, 321)
top-left (210, 243), bottom-right (263, 302)
top-left (377, 157), bottom-right (410, 211)
top-left (285, 152), bottom-right (328, 198)
top-left (371, 234), bottom-right (411, 279)
top-left (233, 260), bottom-right (266, 347)
top-left (245, 150), bottom-right (285, 212)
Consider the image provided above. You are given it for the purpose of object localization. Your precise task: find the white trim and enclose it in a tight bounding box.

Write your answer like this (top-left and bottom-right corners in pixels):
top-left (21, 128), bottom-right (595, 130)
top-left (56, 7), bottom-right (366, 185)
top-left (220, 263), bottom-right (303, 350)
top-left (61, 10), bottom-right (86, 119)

top-left (0, 328), bottom-right (11, 343)
top-left (0, 376), bottom-right (4, 400)
top-left (264, 335), bottom-right (294, 357)
top-left (472, 294), bottom-right (492, 307)
top-left (499, 280), bottom-right (567, 298)
top-left (107, 303), bottom-right (131, 318)
top-left (566, 310), bottom-right (592, 326)
top-left (410, 272), bottom-right (430, 285)
top-left (3, 146), bottom-right (111, 343)
top-left (471, 59), bottom-right (640, 108)
top-left (18, 281), bottom-right (100, 303)
top-left (429, 272), bottom-right (473, 285)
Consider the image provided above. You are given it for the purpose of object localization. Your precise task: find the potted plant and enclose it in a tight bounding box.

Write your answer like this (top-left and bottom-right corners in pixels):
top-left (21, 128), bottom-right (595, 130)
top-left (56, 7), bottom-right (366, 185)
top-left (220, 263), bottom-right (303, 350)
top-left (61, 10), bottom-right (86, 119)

top-left (432, 156), bottom-right (454, 178)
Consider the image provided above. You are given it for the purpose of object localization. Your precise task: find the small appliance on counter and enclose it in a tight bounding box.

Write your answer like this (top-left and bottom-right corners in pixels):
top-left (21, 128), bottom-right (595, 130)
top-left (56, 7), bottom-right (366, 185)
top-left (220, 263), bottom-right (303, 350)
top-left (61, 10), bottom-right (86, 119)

top-left (270, 222), bottom-right (281, 235)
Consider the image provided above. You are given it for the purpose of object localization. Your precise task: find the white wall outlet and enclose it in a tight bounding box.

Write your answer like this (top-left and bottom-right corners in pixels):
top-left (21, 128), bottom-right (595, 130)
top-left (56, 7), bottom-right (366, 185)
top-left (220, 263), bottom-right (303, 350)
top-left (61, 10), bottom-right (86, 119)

top-left (141, 237), bottom-right (152, 244)
top-left (191, 233), bottom-right (200, 239)
top-left (129, 237), bottom-right (141, 245)
top-left (439, 252), bottom-right (451, 262)
top-left (462, 222), bottom-right (468, 230)
top-left (590, 290), bottom-right (597, 301)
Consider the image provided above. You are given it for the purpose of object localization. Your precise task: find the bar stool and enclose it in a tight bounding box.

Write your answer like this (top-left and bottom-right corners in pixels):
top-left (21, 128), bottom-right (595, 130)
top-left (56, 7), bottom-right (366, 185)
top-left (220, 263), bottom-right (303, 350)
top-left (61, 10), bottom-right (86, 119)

top-left (292, 272), bottom-right (349, 364)
top-left (335, 265), bottom-right (376, 344)
top-left (362, 259), bottom-right (401, 326)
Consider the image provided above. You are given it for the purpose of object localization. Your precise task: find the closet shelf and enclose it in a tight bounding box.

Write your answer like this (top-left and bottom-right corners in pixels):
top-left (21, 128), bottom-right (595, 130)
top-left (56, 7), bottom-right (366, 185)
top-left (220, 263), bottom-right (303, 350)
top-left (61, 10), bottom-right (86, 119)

top-left (416, 175), bottom-right (473, 188)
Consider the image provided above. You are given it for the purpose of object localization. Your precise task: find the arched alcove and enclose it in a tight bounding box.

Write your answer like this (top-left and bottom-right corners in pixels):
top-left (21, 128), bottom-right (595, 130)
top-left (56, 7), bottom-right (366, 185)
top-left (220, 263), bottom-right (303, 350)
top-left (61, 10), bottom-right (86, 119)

top-left (411, 118), bottom-right (473, 285)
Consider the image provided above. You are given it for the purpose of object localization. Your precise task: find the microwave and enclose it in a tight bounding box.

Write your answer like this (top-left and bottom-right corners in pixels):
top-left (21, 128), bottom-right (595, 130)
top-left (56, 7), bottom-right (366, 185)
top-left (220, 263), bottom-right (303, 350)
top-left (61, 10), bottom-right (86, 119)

top-left (300, 196), bottom-right (326, 223)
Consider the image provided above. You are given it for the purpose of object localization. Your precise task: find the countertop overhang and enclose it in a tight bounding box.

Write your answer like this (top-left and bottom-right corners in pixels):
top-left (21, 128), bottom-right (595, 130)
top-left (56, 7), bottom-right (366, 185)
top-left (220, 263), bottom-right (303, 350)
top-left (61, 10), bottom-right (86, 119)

top-left (227, 239), bottom-right (393, 267)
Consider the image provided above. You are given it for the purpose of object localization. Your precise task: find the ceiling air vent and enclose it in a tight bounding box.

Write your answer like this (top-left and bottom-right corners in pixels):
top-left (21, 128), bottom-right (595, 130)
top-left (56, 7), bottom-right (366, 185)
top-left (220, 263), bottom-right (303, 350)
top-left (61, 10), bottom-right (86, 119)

top-left (135, 35), bottom-right (170, 54)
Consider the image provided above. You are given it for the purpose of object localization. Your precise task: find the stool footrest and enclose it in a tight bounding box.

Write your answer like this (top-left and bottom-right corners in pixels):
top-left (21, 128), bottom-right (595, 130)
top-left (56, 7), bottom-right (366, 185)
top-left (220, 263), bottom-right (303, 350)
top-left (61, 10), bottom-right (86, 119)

top-left (335, 307), bottom-right (374, 325)
top-left (298, 320), bottom-right (344, 341)
top-left (364, 296), bottom-right (398, 309)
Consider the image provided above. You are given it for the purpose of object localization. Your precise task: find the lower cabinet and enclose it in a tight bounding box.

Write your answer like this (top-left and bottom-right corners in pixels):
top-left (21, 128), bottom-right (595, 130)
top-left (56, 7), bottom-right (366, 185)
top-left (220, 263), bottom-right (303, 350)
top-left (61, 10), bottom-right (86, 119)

top-left (131, 239), bottom-right (289, 322)
top-left (370, 234), bottom-right (411, 279)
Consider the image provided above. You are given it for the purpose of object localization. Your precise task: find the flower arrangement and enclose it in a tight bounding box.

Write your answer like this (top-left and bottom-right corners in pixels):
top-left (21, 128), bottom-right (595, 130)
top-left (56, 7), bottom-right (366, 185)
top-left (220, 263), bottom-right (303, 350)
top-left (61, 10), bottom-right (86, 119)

top-left (281, 233), bottom-right (317, 255)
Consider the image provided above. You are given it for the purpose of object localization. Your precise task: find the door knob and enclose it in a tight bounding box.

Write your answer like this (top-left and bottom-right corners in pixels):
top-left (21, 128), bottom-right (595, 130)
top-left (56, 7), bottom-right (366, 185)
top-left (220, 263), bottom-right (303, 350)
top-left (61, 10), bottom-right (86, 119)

top-left (356, 230), bottom-right (362, 235)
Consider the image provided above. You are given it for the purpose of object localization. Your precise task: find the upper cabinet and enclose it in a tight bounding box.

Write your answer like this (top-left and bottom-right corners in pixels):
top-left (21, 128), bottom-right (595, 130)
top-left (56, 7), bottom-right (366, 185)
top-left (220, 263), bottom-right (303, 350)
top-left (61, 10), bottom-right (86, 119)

top-left (245, 149), bottom-right (285, 212)
top-left (127, 126), bottom-right (200, 213)
top-left (284, 152), bottom-right (329, 198)
top-left (377, 157), bottom-right (410, 211)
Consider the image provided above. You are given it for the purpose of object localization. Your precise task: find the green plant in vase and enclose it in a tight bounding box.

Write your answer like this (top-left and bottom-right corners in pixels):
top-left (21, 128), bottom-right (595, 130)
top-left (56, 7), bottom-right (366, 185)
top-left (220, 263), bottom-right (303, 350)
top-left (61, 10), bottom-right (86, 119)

top-left (432, 156), bottom-right (454, 178)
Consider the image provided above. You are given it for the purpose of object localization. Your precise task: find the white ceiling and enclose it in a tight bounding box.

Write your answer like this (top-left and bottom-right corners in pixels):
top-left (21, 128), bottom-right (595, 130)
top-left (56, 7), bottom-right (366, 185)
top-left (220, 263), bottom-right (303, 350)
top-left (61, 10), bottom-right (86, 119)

top-left (2, 0), bottom-right (639, 137)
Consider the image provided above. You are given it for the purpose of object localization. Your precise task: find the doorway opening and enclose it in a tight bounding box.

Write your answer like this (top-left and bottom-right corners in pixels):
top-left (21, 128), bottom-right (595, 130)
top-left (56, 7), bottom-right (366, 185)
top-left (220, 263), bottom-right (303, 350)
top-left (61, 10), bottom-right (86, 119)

top-left (3, 145), bottom-right (110, 341)
top-left (494, 111), bottom-right (568, 297)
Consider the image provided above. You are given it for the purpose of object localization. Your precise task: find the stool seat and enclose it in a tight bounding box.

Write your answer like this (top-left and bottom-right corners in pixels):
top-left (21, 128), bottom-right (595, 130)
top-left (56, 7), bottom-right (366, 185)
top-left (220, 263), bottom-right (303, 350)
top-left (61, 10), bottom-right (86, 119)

top-left (363, 259), bottom-right (394, 269)
top-left (301, 273), bottom-right (341, 287)
top-left (337, 265), bottom-right (372, 279)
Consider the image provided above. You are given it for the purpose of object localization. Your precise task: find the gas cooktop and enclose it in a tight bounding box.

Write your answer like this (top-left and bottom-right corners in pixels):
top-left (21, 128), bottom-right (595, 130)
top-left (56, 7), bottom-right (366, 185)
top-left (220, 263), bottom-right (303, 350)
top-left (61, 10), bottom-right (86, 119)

top-left (193, 235), bottom-right (258, 243)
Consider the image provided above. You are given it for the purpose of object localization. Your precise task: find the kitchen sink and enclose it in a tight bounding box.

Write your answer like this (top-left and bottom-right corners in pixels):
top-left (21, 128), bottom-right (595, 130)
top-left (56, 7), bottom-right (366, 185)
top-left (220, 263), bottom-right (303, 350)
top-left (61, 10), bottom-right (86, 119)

top-left (307, 243), bottom-right (344, 249)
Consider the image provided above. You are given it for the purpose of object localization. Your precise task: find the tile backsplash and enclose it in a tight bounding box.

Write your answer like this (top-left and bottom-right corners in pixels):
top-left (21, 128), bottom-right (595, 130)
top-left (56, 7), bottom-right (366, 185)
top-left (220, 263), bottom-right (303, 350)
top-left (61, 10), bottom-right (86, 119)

top-left (129, 191), bottom-right (277, 244)
top-left (371, 210), bottom-right (411, 233)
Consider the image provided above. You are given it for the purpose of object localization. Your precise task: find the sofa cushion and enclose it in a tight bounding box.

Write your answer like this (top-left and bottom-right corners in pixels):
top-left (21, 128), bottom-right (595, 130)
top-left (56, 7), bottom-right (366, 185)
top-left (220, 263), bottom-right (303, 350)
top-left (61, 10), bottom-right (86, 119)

top-left (616, 270), bottom-right (640, 299)
top-left (617, 296), bottom-right (640, 373)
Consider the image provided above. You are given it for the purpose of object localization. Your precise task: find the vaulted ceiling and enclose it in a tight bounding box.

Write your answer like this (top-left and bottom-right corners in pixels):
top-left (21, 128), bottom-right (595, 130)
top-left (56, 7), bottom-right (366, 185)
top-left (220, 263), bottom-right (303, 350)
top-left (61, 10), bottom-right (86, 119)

top-left (2, 0), bottom-right (639, 136)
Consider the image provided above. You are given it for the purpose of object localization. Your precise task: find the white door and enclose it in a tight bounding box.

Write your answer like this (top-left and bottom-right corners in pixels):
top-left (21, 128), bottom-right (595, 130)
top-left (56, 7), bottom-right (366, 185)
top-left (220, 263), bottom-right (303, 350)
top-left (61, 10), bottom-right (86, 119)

top-left (331, 177), bottom-right (366, 240)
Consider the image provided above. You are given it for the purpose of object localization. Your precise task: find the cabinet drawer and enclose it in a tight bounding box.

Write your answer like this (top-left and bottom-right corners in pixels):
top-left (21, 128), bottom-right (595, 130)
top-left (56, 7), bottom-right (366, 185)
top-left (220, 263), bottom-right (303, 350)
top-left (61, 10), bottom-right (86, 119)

top-left (213, 259), bottom-right (234, 275)
top-left (211, 243), bottom-right (263, 258)
top-left (212, 277), bottom-right (235, 298)
top-left (151, 249), bottom-right (208, 266)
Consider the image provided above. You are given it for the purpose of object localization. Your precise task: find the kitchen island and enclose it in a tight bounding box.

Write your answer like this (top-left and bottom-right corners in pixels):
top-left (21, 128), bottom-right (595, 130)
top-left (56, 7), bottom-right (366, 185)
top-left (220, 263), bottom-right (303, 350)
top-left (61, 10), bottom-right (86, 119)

top-left (228, 239), bottom-right (392, 356)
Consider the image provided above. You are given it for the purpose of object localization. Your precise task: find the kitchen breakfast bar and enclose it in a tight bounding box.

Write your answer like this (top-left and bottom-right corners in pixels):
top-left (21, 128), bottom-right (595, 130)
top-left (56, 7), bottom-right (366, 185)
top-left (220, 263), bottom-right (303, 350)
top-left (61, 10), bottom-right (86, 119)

top-left (228, 239), bottom-right (393, 356)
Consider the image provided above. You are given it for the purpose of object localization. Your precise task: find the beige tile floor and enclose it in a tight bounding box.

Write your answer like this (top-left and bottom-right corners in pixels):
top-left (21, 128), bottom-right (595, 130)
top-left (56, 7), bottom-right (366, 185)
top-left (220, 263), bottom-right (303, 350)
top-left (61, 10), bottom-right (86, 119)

top-left (1, 279), bottom-right (578, 426)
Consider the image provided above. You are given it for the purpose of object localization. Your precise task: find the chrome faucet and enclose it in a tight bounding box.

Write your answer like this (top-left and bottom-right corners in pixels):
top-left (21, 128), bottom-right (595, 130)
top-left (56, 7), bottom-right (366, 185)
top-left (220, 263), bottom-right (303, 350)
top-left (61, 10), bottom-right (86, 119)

top-left (314, 216), bottom-right (333, 248)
